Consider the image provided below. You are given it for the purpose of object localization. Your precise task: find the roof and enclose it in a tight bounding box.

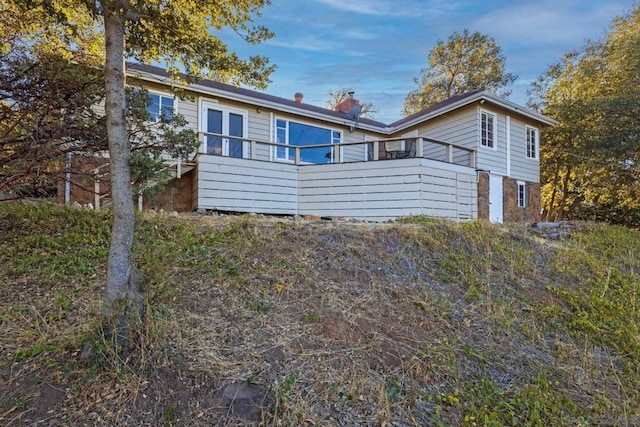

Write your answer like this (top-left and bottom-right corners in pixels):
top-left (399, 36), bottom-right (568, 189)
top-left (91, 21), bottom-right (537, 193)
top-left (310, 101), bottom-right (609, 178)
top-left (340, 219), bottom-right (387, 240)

top-left (127, 63), bottom-right (558, 133)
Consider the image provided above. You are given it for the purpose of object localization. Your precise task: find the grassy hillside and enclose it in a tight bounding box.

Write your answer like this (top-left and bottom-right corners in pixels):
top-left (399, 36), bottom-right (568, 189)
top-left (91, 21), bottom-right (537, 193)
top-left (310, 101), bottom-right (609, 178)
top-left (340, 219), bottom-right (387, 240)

top-left (1, 202), bottom-right (639, 426)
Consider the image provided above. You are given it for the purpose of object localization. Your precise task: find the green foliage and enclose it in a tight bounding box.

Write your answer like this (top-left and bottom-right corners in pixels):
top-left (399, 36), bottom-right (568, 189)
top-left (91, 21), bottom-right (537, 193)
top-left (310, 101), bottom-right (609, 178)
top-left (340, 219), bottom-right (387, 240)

top-left (3, 205), bottom-right (640, 424)
top-left (1, 203), bottom-right (111, 281)
top-left (404, 29), bottom-right (517, 115)
top-left (531, 5), bottom-right (640, 225)
top-left (548, 225), bottom-right (640, 363)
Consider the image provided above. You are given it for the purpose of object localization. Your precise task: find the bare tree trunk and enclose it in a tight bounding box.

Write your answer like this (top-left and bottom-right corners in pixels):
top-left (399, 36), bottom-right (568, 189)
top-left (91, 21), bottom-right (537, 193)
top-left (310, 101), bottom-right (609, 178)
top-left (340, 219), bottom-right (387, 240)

top-left (103, 3), bottom-right (142, 351)
top-left (544, 165), bottom-right (561, 222)
top-left (555, 167), bottom-right (572, 221)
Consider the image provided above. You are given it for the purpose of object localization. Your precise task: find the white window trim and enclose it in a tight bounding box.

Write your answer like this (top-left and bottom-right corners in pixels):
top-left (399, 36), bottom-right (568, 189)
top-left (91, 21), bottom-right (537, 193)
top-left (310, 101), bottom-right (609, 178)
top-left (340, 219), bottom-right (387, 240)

top-left (199, 99), bottom-right (249, 156)
top-left (517, 180), bottom-right (526, 208)
top-left (480, 109), bottom-right (497, 150)
top-left (525, 125), bottom-right (539, 160)
top-left (147, 90), bottom-right (177, 121)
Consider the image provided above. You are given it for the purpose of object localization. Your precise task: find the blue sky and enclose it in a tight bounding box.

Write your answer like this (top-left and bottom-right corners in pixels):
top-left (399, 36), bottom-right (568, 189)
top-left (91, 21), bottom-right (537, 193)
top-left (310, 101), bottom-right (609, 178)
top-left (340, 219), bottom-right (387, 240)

top-left (221, 0), bottom-right (637, 123)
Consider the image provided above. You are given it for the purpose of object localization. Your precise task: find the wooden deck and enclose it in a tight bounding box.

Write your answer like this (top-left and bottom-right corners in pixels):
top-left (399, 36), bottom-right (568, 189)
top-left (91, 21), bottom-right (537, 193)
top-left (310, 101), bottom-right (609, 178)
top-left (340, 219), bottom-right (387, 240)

top-left (194, 136), bottom-right (478, 221)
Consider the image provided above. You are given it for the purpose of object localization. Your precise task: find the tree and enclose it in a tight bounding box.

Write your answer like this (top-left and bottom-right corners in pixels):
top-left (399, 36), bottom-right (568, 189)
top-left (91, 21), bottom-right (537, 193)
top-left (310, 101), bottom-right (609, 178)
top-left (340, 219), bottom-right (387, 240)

top-left (403, 29), bottom-right (517, 115)
top-left (8, 0), bottom-right (275, 351)
top-left (1, 51), bottom-right (197, 204)
top-left (326, 88), bottom-right (377, 119)
top-left (530, 5), bottom-right (640, 225)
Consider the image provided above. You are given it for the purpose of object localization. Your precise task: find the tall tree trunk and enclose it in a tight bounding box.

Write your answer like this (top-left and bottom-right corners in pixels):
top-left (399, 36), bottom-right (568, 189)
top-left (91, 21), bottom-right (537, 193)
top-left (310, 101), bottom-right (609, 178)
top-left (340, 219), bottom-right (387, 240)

top-left (103, 3), bottom-right (142, 349)
top-left (544, 165), bottom-right (561, 222)
top-left (556, 167), bottom-right (572, 221)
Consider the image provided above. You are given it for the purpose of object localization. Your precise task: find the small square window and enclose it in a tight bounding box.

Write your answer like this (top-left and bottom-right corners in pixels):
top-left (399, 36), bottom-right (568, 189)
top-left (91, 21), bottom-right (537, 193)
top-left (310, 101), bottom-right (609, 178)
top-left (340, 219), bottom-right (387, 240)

top-left (148, 93), bottom-right (174, 121)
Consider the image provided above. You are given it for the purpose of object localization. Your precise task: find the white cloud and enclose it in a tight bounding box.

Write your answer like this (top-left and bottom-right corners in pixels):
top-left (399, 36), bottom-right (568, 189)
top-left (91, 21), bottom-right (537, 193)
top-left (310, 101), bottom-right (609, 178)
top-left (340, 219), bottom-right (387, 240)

top-left (310, 0), bottom-right (465, 18)
top-left (471, 0), bottom-right (630, 47)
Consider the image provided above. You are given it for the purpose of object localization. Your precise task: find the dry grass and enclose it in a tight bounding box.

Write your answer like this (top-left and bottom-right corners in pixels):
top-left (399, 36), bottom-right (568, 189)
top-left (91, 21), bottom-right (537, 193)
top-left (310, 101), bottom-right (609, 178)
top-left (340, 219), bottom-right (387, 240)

top-left (1, 203), bottom-right (639, 426)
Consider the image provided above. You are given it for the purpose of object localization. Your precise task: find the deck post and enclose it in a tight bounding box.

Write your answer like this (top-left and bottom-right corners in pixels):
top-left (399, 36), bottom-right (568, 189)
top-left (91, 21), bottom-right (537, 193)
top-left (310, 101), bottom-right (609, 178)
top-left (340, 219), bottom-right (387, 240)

top-left (416, 137), bottom-right (424, 158)
top-left (295, 147), bottom-right (301, 165)
top-left (250, 140), bottom-right (257, 159)
top-left (446, 144), bottom-right (453, 163)
top-left (94, 177), bottom-right (100, 210)
top-left (373, 140), bottom-right (379, 161)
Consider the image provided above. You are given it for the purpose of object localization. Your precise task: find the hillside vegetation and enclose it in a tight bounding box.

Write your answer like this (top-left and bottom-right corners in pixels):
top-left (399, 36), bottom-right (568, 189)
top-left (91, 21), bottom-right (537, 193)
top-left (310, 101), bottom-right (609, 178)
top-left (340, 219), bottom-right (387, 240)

top-left (1, 203), bottom-right (639, 426)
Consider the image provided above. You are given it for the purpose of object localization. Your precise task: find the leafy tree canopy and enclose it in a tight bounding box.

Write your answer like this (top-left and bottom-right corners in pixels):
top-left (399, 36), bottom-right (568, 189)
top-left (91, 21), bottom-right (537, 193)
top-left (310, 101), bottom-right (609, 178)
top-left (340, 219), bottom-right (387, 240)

top-left (403, 29), bottom-right (517, 116)
top-left (530, 4), bottom-right (640, 225)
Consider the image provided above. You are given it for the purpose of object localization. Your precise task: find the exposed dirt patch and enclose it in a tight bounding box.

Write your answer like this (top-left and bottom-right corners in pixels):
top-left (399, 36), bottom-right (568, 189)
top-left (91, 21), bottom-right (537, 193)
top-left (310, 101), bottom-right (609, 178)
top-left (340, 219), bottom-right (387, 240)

top-left (1, 209), bottom-right (638, 426)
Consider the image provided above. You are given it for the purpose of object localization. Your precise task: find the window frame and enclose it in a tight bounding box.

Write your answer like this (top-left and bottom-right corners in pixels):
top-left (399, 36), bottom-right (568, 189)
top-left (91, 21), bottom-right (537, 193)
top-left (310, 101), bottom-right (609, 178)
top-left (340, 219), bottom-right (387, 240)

top-left (480, 109), bottom-right (497, 149)
top-left (146, 91), bottom-right (176, 122)
top-left (199, 100), bottom-right (249, 157)
top-left (525, 125), bottom-right (539, 160)
top-left (517, 181), bottom-right (526, 208)
top-left (274, 117), bottom-right (342, 163)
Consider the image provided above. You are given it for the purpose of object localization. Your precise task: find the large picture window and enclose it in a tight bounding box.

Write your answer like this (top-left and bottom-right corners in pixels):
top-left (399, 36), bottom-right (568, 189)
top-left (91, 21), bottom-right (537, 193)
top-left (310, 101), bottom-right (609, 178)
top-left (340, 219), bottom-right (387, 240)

top-left (276, 119), bottom-right (341, 164)
top-left (481, 111), bottom-right (496, 148)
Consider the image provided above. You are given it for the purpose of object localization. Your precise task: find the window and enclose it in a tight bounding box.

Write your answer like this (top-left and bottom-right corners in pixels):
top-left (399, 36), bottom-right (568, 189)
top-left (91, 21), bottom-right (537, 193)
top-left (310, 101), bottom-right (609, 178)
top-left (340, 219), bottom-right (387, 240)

top-left (147, 93), bottom-right (174, 121)
top-left (517, 181), bottom-right (526, 207)
top-left (481, 111), bottom-right (496, 148)
top-left (276, 119), bottom-right (341, 163)
top-left (526, 126), bottom-right (538, 159)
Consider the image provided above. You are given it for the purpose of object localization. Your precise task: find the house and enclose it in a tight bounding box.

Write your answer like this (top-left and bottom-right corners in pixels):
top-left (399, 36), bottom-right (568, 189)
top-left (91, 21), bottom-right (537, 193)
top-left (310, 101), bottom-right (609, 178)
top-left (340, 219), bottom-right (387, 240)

top-left (62, 63), bottom-right (557, 223)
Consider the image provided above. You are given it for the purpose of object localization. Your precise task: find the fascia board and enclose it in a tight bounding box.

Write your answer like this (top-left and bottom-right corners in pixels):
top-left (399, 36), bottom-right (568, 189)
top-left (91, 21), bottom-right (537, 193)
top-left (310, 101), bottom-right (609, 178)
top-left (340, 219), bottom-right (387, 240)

top-left (390, 91), bottom-right (558, 133)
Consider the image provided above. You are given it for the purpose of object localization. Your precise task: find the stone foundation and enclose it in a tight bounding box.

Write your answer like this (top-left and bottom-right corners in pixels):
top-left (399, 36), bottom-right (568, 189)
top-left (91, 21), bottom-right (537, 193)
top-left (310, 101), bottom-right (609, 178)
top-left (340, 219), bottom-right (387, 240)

top-left (503, 178), bottom-right (540, 223)
top-left (477, 173), bottom-right (541, 223)
top-left (477, 172), bottom-right (490, 220)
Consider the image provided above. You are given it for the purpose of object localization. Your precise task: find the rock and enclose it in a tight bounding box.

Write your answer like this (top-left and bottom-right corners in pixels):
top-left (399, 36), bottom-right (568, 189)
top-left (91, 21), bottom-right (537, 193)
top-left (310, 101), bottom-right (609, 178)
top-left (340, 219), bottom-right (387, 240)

top-left (221, 382), bottom-right (272, 422)
top-left (169, 211), bottom-right (179, 217)
top-left (303, 214), bottom-right (321, 221)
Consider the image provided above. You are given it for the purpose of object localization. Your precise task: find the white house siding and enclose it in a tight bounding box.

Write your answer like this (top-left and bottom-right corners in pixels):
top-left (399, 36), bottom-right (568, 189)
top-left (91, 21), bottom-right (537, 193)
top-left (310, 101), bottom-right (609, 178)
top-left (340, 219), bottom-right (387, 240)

top-left (420, 159), bottom-right (477, 220)
top-left (298, 160), bottom-right (423, 221)
top-left (297, 158), bottom-right (477, 221)
top-left (416, 108), bottom-right (479, 151)
top-left (508, 119), bottom-right (540, 183)
top-left (247, 110), bottom-right (272, 161)
top-left (177, 96), bottom-right (198, 133)
top-left (475, 108), bottom-right (508, 175)
top-left (340, 144), bottom-right (369, 163)
top-left (196, 155), bottom-right (298, 214)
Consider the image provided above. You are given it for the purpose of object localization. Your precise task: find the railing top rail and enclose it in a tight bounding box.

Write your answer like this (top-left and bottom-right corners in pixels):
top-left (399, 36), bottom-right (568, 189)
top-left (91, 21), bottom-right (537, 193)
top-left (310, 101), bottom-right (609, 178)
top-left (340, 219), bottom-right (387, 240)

top-left (198, 131), bottom-right (476, 153)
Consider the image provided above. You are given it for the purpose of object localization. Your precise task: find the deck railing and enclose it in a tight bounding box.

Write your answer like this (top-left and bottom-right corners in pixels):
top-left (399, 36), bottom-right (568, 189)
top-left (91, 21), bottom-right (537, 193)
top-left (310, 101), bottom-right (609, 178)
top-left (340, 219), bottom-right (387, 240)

top-left (197, 133), bottom-right (477, 169)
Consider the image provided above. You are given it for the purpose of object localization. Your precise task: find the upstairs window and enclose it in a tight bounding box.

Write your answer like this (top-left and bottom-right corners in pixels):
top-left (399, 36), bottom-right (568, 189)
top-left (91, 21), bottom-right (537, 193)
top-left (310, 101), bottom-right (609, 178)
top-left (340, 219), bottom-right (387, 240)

top-left (481, 111), bottom-right (496, 148)
top-left (148, 93), bottom-right (174, 121)
top-left (526, 126), bottom-right (539, 159)
top-left (517, 181), bottom-right (526, 207)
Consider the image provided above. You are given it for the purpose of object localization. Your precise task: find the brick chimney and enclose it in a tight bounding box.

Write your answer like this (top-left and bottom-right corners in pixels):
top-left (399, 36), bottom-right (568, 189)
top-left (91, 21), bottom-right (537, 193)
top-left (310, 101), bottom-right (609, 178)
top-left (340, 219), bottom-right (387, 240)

top-left (335, 92), bottom-right (360, 113)
top-left (294, 92), bottom-right (303, 103)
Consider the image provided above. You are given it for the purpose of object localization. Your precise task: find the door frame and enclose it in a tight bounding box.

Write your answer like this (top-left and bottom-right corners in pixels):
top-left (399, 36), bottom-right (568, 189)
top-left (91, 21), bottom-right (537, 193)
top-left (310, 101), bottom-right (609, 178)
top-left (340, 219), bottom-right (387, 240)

top-left (199, 100), bottom-right (249, 157)
top-left (489, 174), bottom-right (504, 223)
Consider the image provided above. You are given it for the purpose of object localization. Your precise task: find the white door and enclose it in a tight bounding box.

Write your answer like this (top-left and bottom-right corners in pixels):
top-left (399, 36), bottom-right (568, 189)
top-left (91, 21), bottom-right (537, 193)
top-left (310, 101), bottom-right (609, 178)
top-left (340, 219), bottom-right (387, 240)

top-left (201, 102), bottom-right (247, 157)
top-left (489, 174), bottom-right (503, 223)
